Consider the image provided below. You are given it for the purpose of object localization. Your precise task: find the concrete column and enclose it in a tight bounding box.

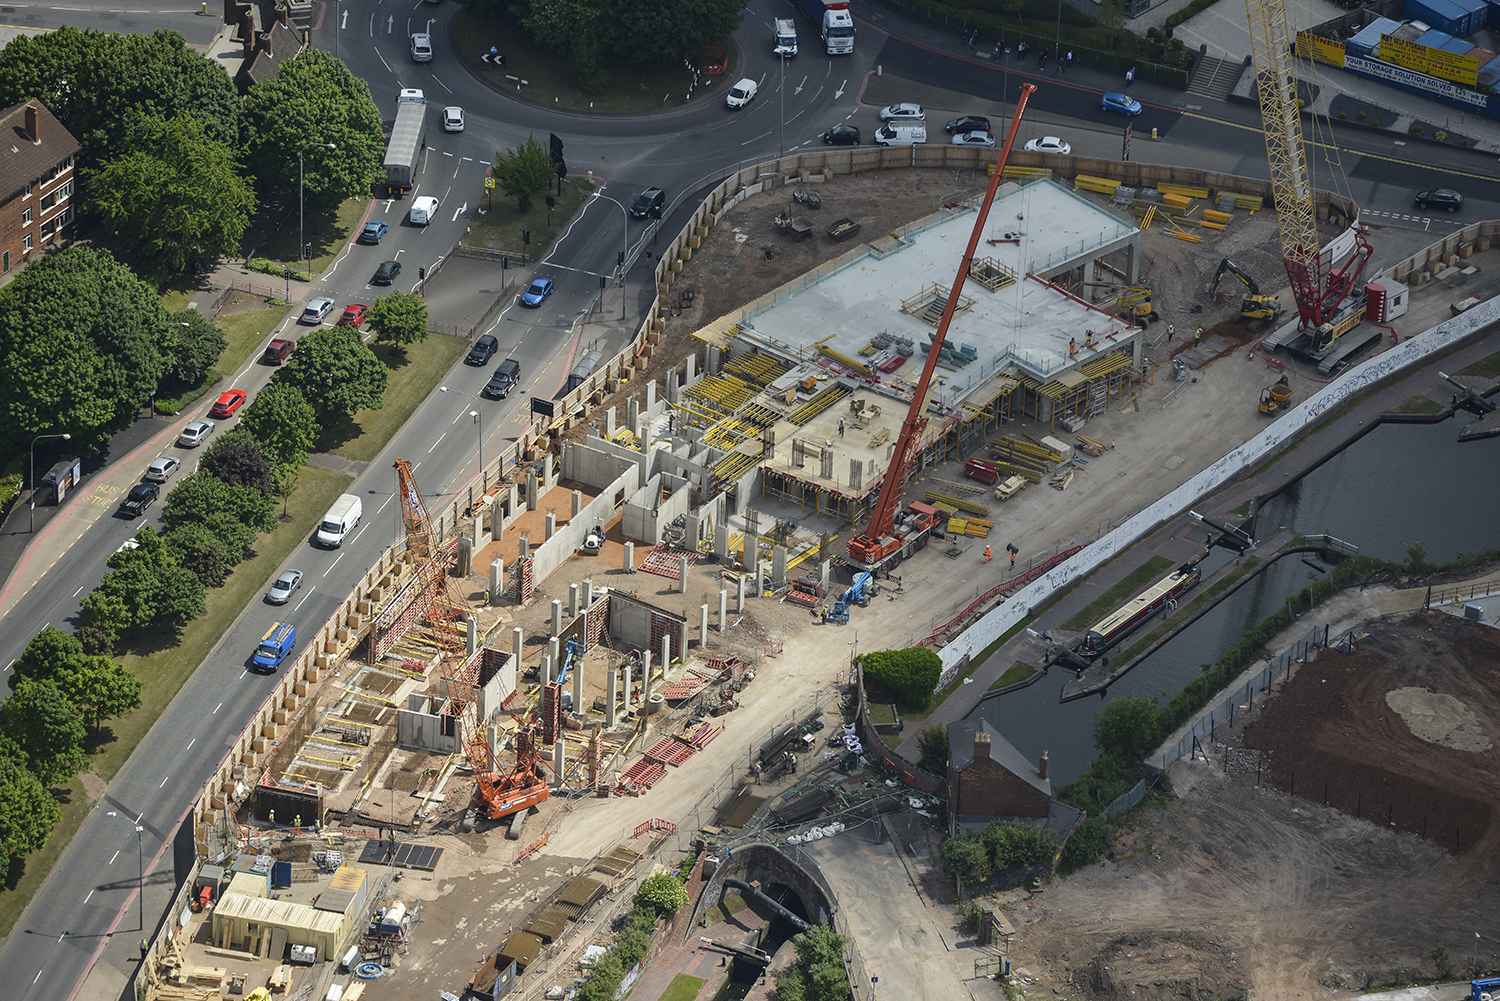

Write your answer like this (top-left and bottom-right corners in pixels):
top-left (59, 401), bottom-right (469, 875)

top-left (549, 636), bottom-right (561, 668)
top-left (685, 513), bottom-right (700, 551)
top-left (715, 522), bottom-right (729, 560)
top-left (606, 664), bottom-right (618, 727)
top-left (700, 604), bottom-right (709, 647)
top-left (707, 343), bottom-right (721, 374)
top-left (526, 472), bottom-right (540, 512)
top-left (489, 559), bottom-right (504, 604)
top-left (627, 398), bottom-right (640, 436)
top-left (582, 578), bottom-right (594, 608)
top-left (544, 511), bottom-right (556, 541)
top-left (737, 574), bottom-right (746, 613)
top-left (571, 489), bottom-right (582, 518)
top-left (772, 545), bottom-right (787, 586)
top-left (660, 632), bottom-right (671, 672)
top-left (569, 582), bottom-right (580, 617)
top-left (646, 379), bottom-right (656, 410)
top-left (820, 559), bottom-right (831, 587)
top-left (718, 589), bottom-right (728, 633)
top-left (666, 369), bottom-right (680, 405)
top-left (686, 352), bottom-right (696, 382)
top-left (541, 654), bottom-right (552, 685)
top-left (519, 535), bottom-right (530, 560)
top-left (604, 407), bottom-right (616, 439)
top-left (642, 650), bottom-right (653, 708)
top-left (551, 598), bottom-right (562, 636)
top-left (553, 736), bottom-right (565, 787)
top-left (543, 456), bottom-right (556, 491)
top-left (678, 555), bottom-right (690, 593)
top-left (624, 541), bottom-right (635, 574)
top-left (512, 627), bottom-right (523, 666)
top-left (465, 614), bottom-right (478, 656)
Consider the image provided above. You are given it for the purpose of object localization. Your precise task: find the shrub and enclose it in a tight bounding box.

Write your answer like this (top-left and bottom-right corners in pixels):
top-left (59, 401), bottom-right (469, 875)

top-left (981, 820), bottom-right (1057, 869)
top-left (1409, 123), bottom-right (1425, 137)
top-left (246, 257), bottom-right (310, 282)
top-left (939, 832), bottom-right (990, 879)
top-left (859, 647), bottom-right (942, 710)
top-left (633, 871), bottom-right (688, 917)
top-left (1435, 130), bottom-right (1447, 142)
top-left (1059, 817), bottom-right (1113, 874)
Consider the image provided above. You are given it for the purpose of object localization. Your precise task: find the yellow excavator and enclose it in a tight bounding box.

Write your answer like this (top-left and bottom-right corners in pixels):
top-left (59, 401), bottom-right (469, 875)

top-left (1084, 282), bottom-right (1158, 326)
top-left (1210, 258), bottom-right (1284, 330)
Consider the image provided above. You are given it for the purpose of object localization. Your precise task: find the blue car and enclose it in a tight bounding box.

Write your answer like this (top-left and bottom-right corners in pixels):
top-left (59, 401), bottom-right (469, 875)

top-left (1100, 92), bottom-right (1142, 116)
top-left (358, 221), bottom-right (388, 244)
top-left (521, 277), bottom-right (554, 307)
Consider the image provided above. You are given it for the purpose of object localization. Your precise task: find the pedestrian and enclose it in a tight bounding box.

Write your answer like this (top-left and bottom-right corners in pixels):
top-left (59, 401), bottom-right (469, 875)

top-left (1010, 549), bottom-right (1016, 567)
top-left (1067, 51), bottom-right (1074, 70)
top-left (1017, 41), bottom-right (1026, 60)
top-left (1069, 336), bottom-right (1076, 356)
top-left (139, 940), bottom-right (148, 957)
top-left (1041, 630), bottom-right (1053, 644)
top-left (993, 43), bottom-right (1000, 59)
top-left (1195, 327), bottom-right (1203, 346)
top-left (1038, 49), bottom-right (1047, 69)
top-left (983, 545), bottom-right (992, 563)
top-left (269, 809), bottom-right (274, 826)
top-left (790, 754), bottom-right (798, 775)
top-left (1167, 324), bottom-right (1174, 343)
top-left (838, 418), bottom-right (845, 437)
top-left (1126, 67), bottom-right (1136, 86)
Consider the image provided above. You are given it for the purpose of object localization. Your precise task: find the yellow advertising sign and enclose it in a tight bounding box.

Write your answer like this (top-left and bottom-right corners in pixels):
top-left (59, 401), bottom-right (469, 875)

top-left (1295, 31), bottom-right (1346, 68)
top-left (1380, 33), bottom-right (1478, 87)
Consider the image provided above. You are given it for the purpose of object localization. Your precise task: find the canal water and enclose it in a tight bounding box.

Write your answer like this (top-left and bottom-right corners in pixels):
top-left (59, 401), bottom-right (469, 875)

top-left (967, 420), bottom-right (1500, 786)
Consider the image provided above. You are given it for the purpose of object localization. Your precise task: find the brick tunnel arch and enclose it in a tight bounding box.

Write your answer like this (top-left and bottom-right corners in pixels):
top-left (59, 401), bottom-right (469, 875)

top-left (690, 842), bottom-right (838, 938)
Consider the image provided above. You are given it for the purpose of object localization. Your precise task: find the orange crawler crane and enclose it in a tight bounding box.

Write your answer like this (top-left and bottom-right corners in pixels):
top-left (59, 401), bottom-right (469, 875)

top-left (848, 84), bottom-right (1038, 574)
top-left (393, 458), bottom-right (549, 821)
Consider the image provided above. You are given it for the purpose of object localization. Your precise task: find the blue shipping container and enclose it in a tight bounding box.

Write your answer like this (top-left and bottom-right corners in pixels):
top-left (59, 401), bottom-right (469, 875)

top-left (1451, 0), bottom-right (1488, 33)
top-left (1349, 16), bottom-right (1402, 55)
top-left (1439, 36), bottom-right (1476, 54)
top-left (1406, 0), bottom-right (1468, 34)
top-left (1478, 53), bottom-right (1500, 86)
top-left (1489, 0), bottom-right (1500, 31)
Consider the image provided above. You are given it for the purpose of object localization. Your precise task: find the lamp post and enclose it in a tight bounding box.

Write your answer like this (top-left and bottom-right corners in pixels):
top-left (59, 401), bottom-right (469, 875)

top-left (1054, 0), bottom-right (1063, 69)
top-left (590, 191), bottom-right (630, 320)
top-left (440, 387), bottom-right (484, 485)
top-left (299, 141), bottom-right (336, 265)
top-left (30, 432), bottom-right (71, 533)
top-left (106, 811), bottom-right (145, 933)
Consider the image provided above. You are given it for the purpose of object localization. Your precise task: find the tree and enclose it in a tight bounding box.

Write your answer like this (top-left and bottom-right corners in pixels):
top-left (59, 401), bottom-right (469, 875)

top-left (270, 325), bottom-right (388, 421)
top-left (83, 525), bottom-right (206, 636)
top-left (56, 657), bottom-right (142, 734)
top-left (916, 723), bottom-right (949, 775)
top-left (938, 831), bottom-right (990, 880)
top-left (366, 291), bottom-right (429, 354)
top-left (774, 924), bottom-right (849, 1001)
top-left (981, 820), bottom-right (1057, 870)
top-left (1058, 816), bottom-right (1112, 875)
top-left (86, 113), bottom-right (255, 281)
top-left (164, 308), bottom-right (227, 389)
top-left (240, 382), bottom-right (319, 472)
top-left (1095, 0), bottom-right (1127, 46)
top-left (163, 471), bottom-right (277, 535)
top-left (240, 50), bottom-right (384, 215)
top-left (1, 679), bottom-right (90, 786)
top-left (163, 523), bottom-right (233, 588)
top-left (201, 429), bottom-right (275, 495)
top-left (0, 738), bottom-right (61, 883)
top-left (1092, 695), bottom-right (1162, 767)
top-left (633, 871), bottom-right (688, 916)
top-left (858, 647), bottom-right (942, 710)
top-left (493, 135), bottom-right (554, 212)
top-left (0, 247), bottom-right (172, 455)
top-left (10, 627), bottom-right (87, 691)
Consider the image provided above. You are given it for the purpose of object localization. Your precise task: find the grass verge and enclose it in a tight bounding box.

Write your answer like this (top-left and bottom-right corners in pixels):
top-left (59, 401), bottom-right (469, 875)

top-left (260, 198), bottom-right (369, 276)
top-left (469, 174), bottom-right (595, 259)
top-left (989, 662), bottom-right (1037, 690)
top-left (1388, 394), bottom-right (1444, 415)
top-left (1460, 353), bottom-right (1500, 379)
top-left (318, 337), bottom-right (469, 462)
top-left (0, 467), bottom-right (353, 936)
top-left (1061, 556), bottom-right (1171, 631)
top-left (660, 974), bottom-right (707, 1001)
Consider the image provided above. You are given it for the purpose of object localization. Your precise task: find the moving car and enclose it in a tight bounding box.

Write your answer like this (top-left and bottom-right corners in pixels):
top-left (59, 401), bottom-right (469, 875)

top-left (358, 221), bottom-right (388, 244)
top-left (443, 106), bottom-right (464, 132)
top-left (1100, 92), bottom-right (1143, 116)
top-left (823, 124), bottom-right (860, 146)
top-left (951, 131), bottom-right (995, 147)
top-left (630, 187), bottom-right (666, 219)
top-left (338, 303), bottom-right (369, 327)
top-left (373, 260), bottom-right (402, 285)
top-left (299, 297), bottom-right (335, 324)
top-left (945, 115), bottom-right (990, 134)
top-left (1024, 136), bottom-right (1073, 155)
top-left (177, 418), bottom-right (216, 448)
top-left (726, 78), bottom-right (758, 109)
top-left (409, 195), bottom-right (439, 225)
top-left (209, 389), bottom-right (247, 418)
top-left (521, 277), bottom-right (554, 307)
top-left (879, 103), bottom-right (925, 122)
top-left (262, 338), bottom-right (295, 364)
top-left (874, 124), bottom-right (927, 147)
top-left (1415, 188), bottom-right (1463, 212)
top-left (411, 33), bottom-right (433, 62)
top-left (466, 333), bottom-right (498, 365)
top-left (483, 368), bottom-right (516, 398)
top-left (145, 456), bottom-right (181, 482)
top-left (119, 483), bottom-right (158, 517)
top-left (266, 569), bottom-right (303, 605)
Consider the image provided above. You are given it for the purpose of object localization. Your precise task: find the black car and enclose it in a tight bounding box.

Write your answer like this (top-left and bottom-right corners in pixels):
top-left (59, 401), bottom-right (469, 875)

top-left (466, 333), bottom-right (498, 365)
top-left (823, 124), bottom-right (861, 146)
top-left (945, 115), bottom-right (991, 134)
top-left (372, 260), bottom-right (402, 284)
top-left (119, 482), bottom-right (159, 517)
top-left (1414, 188), bottom-right (1463, 213)
top-left (482, 369), bottom-right (514, 398)
top-left (630, 187), bottom-right (666, 219)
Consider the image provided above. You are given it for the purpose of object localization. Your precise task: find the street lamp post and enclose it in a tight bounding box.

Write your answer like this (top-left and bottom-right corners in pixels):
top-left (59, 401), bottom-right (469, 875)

top-left (590, 192), bottom-right (629, 320)
top-left (30, 432), bottom-right (71, 533)
top-left (106, 811), bottom-right (145, 934)
top-left (299, 141), bottom-right (337, 265)
top-left (440, 387), bottom-right (485, 488)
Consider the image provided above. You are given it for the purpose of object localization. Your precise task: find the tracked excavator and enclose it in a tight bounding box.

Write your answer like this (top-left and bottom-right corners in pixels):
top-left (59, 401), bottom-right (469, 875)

top-left (1209, 258), bottom-right (1284, 330)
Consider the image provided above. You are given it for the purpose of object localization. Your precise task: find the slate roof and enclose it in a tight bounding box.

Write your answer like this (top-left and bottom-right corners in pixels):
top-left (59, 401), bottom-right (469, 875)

top-left (0, 101), bottom-right (80, 200)
top-left (947, 717), bottom-right (1052, 799)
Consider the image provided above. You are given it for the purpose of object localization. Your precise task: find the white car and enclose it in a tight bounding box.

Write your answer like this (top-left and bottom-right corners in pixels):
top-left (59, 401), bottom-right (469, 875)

top-left (411, 33), bottom-right (432, 62)
top-left (951, 131), bottom-right (995, 147)
top-left (725, 78), bottom-right (758, 109)
top-left (443, 106), bottom-right (464, 132)
top-left (1024, 136), bottom-right (1073, 155)
top-left (300, 297), bottom-right (335, 324)
top-left (879, 103), bottom-right (925, 122)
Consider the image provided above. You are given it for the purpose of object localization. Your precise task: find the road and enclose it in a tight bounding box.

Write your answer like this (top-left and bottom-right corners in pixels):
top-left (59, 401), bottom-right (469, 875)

top-left (2, 1), bottom-right (1499, 999)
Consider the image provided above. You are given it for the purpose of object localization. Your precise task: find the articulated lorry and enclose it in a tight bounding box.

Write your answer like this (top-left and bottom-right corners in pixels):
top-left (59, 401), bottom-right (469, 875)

top-left (794, 0), bottom-right (855, 54)
top-left (383, 88), bottom-right (427, 196)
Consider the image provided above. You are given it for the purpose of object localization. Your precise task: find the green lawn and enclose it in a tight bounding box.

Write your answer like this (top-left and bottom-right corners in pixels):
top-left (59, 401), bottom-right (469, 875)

top-left (867, 702), bottom-right (896, 725)
top-left (658, 974), bottom-right (706, 1001)
top-left (259, 197), bottom-right (369, 275)
top-left (1388, 395), bottom-right (1444, 415)
top-left (1062, 556), bottom-right (1172, 631)
top-left (1460, 352), bottom-right (1500, 379)
top-left (0, 466), bottom-right (353, 934)
top-left (317, 336), bottom-right (469, 461)
top-left (469, 174), bottom-right (596, 260)
top-left (989, 662), bottom-right (1037, 690)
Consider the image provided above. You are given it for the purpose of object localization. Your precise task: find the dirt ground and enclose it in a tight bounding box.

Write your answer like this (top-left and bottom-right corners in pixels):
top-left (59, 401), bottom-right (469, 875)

top-left (1004, 610), bottom-right (1500, 1001)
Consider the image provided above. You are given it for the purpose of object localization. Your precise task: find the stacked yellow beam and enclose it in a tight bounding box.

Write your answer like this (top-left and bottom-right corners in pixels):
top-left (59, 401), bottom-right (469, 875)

top-left (947, 517), bottom-right (969, 535)
top-left (1073, 175), bottom-right (1120, 195)
top-left (724, 352), bottom-right (789, 386)
top-left (965, 518), bottom-right (993, 538)
top-left (1160, 192), bottom-right (1193, 209)
top-left (1230, 194), bottom-right (1264, 212)
top-left (1159, 182), bottom-right (1210, 200)
top-left (925, 490), bottom-right (990, 516)
top-left (931, 501), bottom-right (959, 517)
top-left (817, 344), bottom-right (872, 375)
top-left (788, 384), bottom-right (850, 425)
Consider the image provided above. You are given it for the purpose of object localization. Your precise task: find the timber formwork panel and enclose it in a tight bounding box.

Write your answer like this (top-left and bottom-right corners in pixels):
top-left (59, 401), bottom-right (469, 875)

top-left (540, 683), bottom-right (562, 745)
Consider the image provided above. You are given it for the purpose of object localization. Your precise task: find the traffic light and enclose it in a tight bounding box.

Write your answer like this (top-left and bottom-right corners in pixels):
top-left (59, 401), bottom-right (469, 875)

top-left (502, 256), bottom-right (509, 269)
top-left (555, 160), bottom-right (567, 179)
top-left (549, 133), bottom-right (564, 165)
top-left (419, 266), bottom-right (426, 280)
top-left (303, 243), bottom-right (312, 259)
top-left (545, 195), bottom-right (555, 208)
top-left (523, 230), bottom-right (530, 246)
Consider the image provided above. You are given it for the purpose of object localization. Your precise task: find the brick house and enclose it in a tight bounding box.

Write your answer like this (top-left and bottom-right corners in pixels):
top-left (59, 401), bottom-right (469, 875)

top-left (946, 718), bottom-right (1053, 833)
top-left (0, 101), bottom-right (81, 279)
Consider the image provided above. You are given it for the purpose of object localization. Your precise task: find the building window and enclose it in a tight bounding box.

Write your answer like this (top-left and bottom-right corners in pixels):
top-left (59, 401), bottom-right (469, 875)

top-left (22, 207), bottom-right (31, 225)
top-left (40, 192), bottom-right (55, 211)
top-left (23, 234), bottom-right (32, 252)
top-left (61, 205), bottom-right (73, 225)
top-left (61, 180), bottom-right (72, 198)
top-left (23, 182), bottom-right (31, 198)
top-left (2, 251), bottom-right (8, 272)
top-left (42, 219), bottom-right (54, 238)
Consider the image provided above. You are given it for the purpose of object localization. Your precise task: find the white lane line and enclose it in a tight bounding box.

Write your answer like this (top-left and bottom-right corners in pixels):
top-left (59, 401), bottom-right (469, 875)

top-left (429, 433), bottom-right (447, 450)
top-left (73, 585), bottom-right (85, 596)
top-left (377, 495), bottom-right (395, 514)
top-left (186, 739), bottom-right (195, 751)
top-left (213, 702), bottom-right (222, 714)
top-left (109, 851), bottom-right (120, 865)
top-left (294, 586), bottom-right (317, 611)
top-left (325, 553), bottom-right (344, 575)
top-left (84, 890), bottom-right (93, 903)
top-left (159, 775), bottom-right (169, 787)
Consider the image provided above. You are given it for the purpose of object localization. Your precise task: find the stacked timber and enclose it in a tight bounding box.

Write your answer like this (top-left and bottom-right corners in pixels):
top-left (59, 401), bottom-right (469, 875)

top-left (988, 435), bottom-right (1063, 484)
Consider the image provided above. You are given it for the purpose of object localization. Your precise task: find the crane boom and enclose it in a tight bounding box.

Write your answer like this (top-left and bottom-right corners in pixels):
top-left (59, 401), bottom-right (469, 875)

top-left (848, 84), bottom-right (1036, 567)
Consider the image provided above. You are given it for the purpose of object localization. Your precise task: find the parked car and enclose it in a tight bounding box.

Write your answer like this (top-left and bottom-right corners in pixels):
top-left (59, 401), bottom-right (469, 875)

top-left (1100, 92), bottom-right (1143, 116)
top-left (951, 130), bottom-right (995, 147)
top-left (874, 124), bottom-right (927, 147)
top-left (209, 389), bottom-right (247, 418)
top-left (119, 483), bottom-right (159, 517)
top-left (338, 303), bottom-right (369, 327)
top-left (266, 569), bottom-right (303, 605)
top-left (443, 106), bottom-right (464, 132)
top-left (823, 124), bottom-right (861, 146)
top-left (879, 103), bottom-right (925, 122)
top-left (466, 333), bottom-right (498, 365)
top-left (144, 456), bottom-right (181, 482)
top-left (726, 78), bottom-right (758, 109)
top-left (411, 32), bottom-right (432, 62)
top-left (177, 418), bottom-right (216, 448)
top-left (262, 338), bottom-right (295, 364)
top-left (630, 187), bottom-right (666, 219)
top-left (358, 221), bottom-right (388, 244)
top-left (1414, 188), bottom-right (1463, 212)
top-left (299, 297), bottom-right (335, 324)
top-left (521, 277), bottom-right (554, 307)
top-left (945, 115), bottom-right (990, 134)
top-left (373, 260), bottom-right (402, 285)
top-left (1024, 136), bottom-right (1073, 155)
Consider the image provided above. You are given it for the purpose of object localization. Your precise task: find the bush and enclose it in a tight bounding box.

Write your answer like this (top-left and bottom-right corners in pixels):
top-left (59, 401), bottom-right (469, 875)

top-left (939, 832), bottom-right (990, 879)
top-left (1058, 817), bottom-right (1112, 874)
top-left (981, 820), bottom-right (1057, 869)
top-left (859, 647), bottom-right (942, 711)
top-left (916, 724), bottom-right (948, 775)
top-left (1408, 123), bottom-right (1425, 137)
top-left (246, 257), bottom-right (310, 282)
top-left (633, 871), bottom-right (688, 917)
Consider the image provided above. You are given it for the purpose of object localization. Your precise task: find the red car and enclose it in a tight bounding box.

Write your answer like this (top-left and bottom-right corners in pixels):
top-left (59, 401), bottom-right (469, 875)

top-left (209, 389), bottom-right (247, 418)
top-left (338, 303), bottom-right (369, 327)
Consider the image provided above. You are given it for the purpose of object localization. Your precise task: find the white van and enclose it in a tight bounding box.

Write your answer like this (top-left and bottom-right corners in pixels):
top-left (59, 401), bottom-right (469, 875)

top-left (874, 124), bottom-right (927, 147)
top-left (316, 494), bottom-right (362, 548)
top-left (409, 196), bottom-right (439, 225)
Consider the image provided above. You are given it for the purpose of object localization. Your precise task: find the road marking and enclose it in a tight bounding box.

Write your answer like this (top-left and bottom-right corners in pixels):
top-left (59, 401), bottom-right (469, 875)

top-left (84, 890), bottom-right (92, 903)
top-left (377, 495), bottom-right (395, 514)
top-left (431, 74), bottom-right (452, 94)
top-left (159, 775), bottom-right (169, 787)
top-left (109, 851), bottom-right (119, 865)
top-left (430, 433), bottom-right (446, 449)
top-left (835, 79), bottom-right (846, 99)
top-left (795, 75), bottom-right (806, 95)
top-left (340, 7), bottom-right (347, 28)
top-left (294, 587), bottom-right (317, 611)
top-left (34, 972), bottom-right (42, 984)
top-left (213, 703), bottom-right (222, 714)
top-left (452, 202), bottom-right (467, 222)
top-left (325, 553), bottom-right (344, 575)
top-left (186, 739), bottom-right (195, 751)
top-left (73, 585), bottom-right (85, 596)
top-left (385, 13), bottom-right (392, 32)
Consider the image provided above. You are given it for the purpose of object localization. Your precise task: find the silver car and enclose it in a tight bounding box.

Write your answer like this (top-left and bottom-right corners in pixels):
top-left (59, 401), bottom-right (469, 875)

top-left (177, 418), bottom-right (216, 448)
top-left (879, 103), bottom-right (925, 122)
top-left (267, 569), bottom-right (303, 604)
top-left (299, 297), bottom-right (335, 324)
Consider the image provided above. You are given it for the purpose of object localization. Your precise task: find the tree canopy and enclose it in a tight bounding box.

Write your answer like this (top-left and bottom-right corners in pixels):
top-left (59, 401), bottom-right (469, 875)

top-left (270, 325), bottom-right (388, 420)
top-left (774, 924), bottom-right (849, 1001)
top-left (493, 136), bottom-right (555, 213)
top-left (1, 679), bottom-right (90, 787)
top-left (0, 739), bottom-right (61, 883)
top-left (239, 383), bottom-right (318, 473)
top-left (241, 50), bottom-right (384, 214)
top-left (164, 308), bottom-right (228, 390)
top-left (1092, 695), bottom-right (1161, 767)
top-left (201, 429), bottom-right (275, 495)
top-left (916, 723), bottom-right (949, 775)
top-left (366, 291), bottom-right (429, 354)
top-left (859, 647), bottom-right (943, 710)
top-left (82, 525), bottom-right (206, 638)
top-left (163, 470), bottom-right (277, 535)
top-left (632, 871), bottom-right (688, 917)
top-left (10, 626), bottom-right (86, 691)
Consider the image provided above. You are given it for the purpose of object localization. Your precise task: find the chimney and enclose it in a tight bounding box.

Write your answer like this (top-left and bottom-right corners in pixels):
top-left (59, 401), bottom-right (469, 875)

top-left (24, 104), bottom-right (39, 144)
top-left (973, 730), bottom-right (991, 760)
top-left (1038, 750), bottom-right (1050, 780)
